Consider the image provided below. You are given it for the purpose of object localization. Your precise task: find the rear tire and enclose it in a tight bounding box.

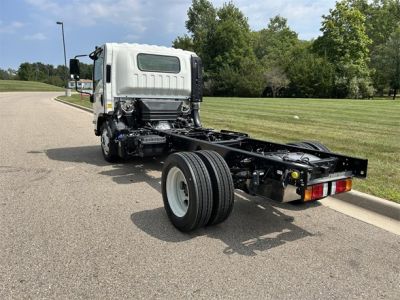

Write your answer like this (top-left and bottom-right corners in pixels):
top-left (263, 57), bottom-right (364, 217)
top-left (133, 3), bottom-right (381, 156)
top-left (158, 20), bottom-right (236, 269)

top-left (287, 141), bottom-right (331, 152)
top-left (302, 141), bottom-right (331, 152)
top-left (287, 142), bottom-right (314, 150)
top-left (162, 152), bottom-right (213, 232)
top-left (100, 123), bottom-right (119, 162)
top-left (195, 150), bottom-right (234, 226)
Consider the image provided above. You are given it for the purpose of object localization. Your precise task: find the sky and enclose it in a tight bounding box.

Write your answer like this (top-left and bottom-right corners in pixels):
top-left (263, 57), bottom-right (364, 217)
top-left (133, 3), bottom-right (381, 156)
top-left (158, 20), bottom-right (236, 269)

top-left (0, 0), bottom-right (337, 69)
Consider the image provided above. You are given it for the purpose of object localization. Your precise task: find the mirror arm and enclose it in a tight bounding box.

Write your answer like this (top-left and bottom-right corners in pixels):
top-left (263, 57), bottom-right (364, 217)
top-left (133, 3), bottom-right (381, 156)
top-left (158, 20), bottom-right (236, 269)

top-left (74, 83), bottom-right (92, 97)
top-left (71, 54), bottom-right (92, 97)
top-left (74, 54), bottom-right (88, 59)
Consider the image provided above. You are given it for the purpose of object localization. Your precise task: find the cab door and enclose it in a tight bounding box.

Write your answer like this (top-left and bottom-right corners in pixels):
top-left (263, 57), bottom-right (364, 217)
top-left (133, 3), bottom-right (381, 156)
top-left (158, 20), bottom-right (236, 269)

top-left (93, 48), bottom-right (105, 127)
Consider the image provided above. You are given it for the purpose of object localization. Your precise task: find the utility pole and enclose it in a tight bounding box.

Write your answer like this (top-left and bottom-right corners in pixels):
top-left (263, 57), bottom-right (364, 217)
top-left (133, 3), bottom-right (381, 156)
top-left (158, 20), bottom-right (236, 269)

top-left (56, 21), bottom-right (70, 96)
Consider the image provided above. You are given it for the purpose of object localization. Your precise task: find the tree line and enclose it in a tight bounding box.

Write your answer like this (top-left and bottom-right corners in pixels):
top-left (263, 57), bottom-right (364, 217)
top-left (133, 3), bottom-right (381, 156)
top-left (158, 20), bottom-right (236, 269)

top-left (0, 62), bottom-right (92, 87)
top-left (1, 0), bottom-right (398, 99)
top-left (173, 0), bottom-right (400, 99)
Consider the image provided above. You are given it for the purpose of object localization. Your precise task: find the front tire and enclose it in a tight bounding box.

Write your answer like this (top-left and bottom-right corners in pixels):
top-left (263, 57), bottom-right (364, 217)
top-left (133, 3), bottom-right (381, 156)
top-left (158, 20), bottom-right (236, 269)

top-left (100, 123), bottom-right (119, 162)
top-left (162, 152), bottom-right (213, 232)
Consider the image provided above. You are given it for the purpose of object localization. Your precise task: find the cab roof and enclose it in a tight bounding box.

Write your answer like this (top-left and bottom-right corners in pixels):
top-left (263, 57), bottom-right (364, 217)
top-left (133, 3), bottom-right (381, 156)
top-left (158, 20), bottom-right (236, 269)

top-left (103, 43), bottom-right (197, 57)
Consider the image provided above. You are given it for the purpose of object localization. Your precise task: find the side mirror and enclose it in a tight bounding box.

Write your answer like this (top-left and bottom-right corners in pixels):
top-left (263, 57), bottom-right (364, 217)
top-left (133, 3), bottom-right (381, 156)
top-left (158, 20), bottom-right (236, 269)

top-left (69, 58), bottom-right (80, 80)
top-left (89, 95), bottom-right (94, 103)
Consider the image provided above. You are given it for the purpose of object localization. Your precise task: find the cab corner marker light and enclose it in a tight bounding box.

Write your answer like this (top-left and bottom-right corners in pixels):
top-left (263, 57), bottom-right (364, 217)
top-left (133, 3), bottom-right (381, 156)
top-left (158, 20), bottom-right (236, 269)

top-left (291, 171), bottom-right (300, 180)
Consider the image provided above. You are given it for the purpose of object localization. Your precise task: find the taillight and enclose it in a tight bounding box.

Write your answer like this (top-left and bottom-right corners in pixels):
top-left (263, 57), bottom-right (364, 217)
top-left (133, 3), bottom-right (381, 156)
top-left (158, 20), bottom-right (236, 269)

top-left (304, 183), bottom-right (328, 201)
top-left (312, 184), bottom-right (324, 199)
top-left (332, 178), bottom-right (352, 194)
top-left (304, 178), bottom-right (352, 201)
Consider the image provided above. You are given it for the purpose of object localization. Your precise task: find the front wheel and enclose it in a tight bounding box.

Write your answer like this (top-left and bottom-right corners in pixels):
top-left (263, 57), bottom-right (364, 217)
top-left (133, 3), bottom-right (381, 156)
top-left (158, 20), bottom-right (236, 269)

top-left (100, 123), bottom-right (119, 162)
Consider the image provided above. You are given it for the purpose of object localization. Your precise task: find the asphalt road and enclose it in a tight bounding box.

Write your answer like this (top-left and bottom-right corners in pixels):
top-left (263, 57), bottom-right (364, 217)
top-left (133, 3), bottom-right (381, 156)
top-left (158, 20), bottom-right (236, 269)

top-left (1, 92), bottom-right (399, 299)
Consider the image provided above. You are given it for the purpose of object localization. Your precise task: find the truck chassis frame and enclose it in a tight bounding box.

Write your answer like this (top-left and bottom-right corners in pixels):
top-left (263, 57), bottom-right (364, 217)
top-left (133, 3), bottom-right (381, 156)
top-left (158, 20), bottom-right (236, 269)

top-left (150, 126), bottom-right (367, 202)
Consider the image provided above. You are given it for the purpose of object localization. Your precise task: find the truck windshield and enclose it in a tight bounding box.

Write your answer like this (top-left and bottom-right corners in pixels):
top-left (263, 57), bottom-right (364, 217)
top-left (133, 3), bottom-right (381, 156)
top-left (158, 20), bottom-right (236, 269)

top-left (137, 53), bottom-right (180, 73)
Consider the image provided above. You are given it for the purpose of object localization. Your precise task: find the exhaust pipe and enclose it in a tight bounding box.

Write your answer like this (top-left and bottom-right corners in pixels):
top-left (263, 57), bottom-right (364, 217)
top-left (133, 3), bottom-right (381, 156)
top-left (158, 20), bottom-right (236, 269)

top-left (191, 103), bottom-right (201, 128)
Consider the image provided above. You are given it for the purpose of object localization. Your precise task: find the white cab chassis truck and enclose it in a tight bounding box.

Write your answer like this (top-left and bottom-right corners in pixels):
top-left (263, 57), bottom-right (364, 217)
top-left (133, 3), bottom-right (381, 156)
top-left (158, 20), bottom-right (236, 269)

top-left (70, 43), bottom-right (368, 232)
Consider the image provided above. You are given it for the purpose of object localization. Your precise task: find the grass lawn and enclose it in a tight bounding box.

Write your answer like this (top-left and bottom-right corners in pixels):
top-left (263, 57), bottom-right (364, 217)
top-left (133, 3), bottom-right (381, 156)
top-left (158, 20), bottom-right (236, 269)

top-left (0, 80), bottom-right (63, 92)
top-left (58, 95), bottom-right (400, 202)
top-left (202, 97), bottom-right (400, 202)
top-left (58, 94), bottom-right (92, 109)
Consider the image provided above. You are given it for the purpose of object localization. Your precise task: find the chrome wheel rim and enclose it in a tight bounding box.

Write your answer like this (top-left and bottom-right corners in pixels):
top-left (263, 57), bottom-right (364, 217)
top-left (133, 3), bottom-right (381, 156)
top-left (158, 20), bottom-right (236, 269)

top-left (101, 128), bottom-right (110, 155)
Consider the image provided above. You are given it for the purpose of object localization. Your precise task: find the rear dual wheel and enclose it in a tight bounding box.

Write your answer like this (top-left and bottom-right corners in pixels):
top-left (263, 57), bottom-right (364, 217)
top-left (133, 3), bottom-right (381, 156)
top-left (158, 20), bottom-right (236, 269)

top-left (287, 140), bottom-right (331, 152)
top-left (195, 150), bottom-right (234, 225)
top-left (162, 151), bottom-right (234, 232)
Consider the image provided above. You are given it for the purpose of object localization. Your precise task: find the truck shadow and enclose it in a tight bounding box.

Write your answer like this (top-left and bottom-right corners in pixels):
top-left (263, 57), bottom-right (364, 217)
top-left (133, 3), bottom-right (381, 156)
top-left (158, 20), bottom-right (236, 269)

top-left (46, 145), bottom-right (316, 256)
top-left (131, 200), bottom-right (314, 256)
top-left (46, 145), bottom-right (111, 167)
top-left (46, 145), bottom-right (165, 193)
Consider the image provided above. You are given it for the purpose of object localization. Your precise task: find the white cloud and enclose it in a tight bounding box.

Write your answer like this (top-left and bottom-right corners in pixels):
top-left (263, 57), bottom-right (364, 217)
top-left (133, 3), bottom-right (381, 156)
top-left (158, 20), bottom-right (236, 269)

top-left (25, 0), bottom-right (149, 30)
top-left (24, 0), bottom-right (336, 42)
top-left (24, 0), bottom-right (190, 43)
top-left (24, 32), bottom-right (47, 40)
top-left (0, 21), bottom-right (24, 34)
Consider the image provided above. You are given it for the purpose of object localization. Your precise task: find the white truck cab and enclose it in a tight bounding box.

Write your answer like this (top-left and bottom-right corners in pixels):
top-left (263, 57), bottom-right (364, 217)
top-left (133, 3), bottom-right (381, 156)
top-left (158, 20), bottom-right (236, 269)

top-left (70, 43), bottom-right (203, 161)
top-left (88, 43), bottom-right (200, 134)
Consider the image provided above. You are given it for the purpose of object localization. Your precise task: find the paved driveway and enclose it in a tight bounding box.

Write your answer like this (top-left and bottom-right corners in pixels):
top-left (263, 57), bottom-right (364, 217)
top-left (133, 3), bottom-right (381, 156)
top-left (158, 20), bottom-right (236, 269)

top-left (0, 92), bottom-right (399, 299)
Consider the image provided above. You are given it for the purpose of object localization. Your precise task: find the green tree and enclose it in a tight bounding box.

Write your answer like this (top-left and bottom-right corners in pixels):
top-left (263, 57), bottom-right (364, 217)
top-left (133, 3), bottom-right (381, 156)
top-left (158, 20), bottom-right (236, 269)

top-left (313, 0), bottom-right (373, 97)
top-left (46, 76), bottom-right (64, 87)
top-left (287, 44), bottom-right (335, 98)
top-left (374, 27), bottom-right (400, 99)
top-left (208, 3), bottom-right (252, 69)
top-left (264, 66), bottom-right (289, 98)
top-left (175, 0), bottom-right (263, 96)
top-left (351, 0), bottom-right (400, 48)
top-left (185, 0), bottom-right (217, 68)
top-left (172, 35), bottom-right (194, 51)
top-left (212, 56), bottom-right (264, 97)
top-left (252, 16), bottom-right (300, 97)
top-left (346, 0), bottom-right (400, 94)
top-left (0, 69), bottom-right (9, 80)
top-left (17, 63), bottom-right (35, 81)
top-left (78, 62), bottom-right (93, 80)
top-left (253, 16), bottom-right (299, 66)
top-left (0, 68), bottom-right (17, 80)
top-left (207, 2), bottom-right (260, 96)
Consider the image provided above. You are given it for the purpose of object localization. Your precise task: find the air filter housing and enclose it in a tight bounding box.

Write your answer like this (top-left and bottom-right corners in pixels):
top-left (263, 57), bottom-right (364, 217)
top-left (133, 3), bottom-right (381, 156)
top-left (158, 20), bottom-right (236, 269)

top-left (138, 99), bottom-right (182, 121)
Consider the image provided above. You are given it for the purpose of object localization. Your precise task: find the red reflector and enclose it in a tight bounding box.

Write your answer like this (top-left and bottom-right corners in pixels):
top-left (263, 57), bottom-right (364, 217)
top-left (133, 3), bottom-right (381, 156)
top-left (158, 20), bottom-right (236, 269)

top-left (312, 184), bottom-right (324, 199)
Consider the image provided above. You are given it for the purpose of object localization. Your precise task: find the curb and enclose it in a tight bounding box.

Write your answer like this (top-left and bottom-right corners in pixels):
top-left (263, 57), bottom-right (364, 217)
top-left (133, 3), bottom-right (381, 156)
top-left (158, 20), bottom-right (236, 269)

top-left (334, 191), bottom-right (400, 221)
top-left (54, 96), bottom-right (93, 113)
top-left (53, 95), bottom-right (400, 221)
